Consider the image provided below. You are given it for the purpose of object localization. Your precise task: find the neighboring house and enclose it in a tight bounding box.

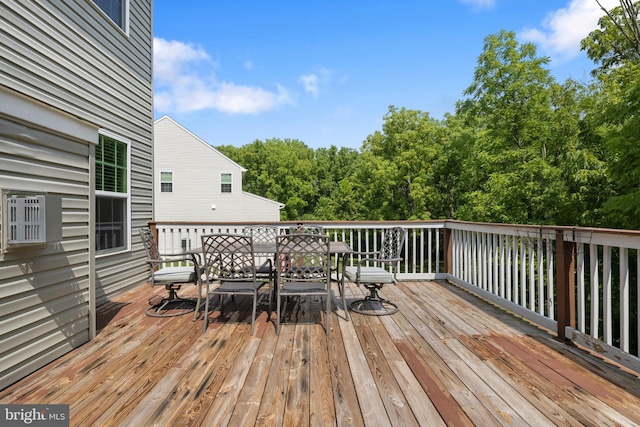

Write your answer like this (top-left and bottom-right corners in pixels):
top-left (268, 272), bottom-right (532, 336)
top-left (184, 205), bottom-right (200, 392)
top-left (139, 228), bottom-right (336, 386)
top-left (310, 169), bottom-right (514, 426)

top-left (0, 0), bottom-right (153, 389)
top-left (154, 116), bottom-right (284, 223)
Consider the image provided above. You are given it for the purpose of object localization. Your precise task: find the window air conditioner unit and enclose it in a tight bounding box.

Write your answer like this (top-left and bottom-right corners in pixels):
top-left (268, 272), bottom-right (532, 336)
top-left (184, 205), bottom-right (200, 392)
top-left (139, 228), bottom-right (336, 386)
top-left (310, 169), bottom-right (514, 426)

top-left (6, 194), bottom-right (46, 244)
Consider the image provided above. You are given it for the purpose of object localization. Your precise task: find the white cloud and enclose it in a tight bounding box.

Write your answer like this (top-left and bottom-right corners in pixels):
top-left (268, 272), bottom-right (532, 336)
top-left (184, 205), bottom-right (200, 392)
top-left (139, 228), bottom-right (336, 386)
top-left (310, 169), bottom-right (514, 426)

top-left (153, 37), bottom-right (293, 114)
top-left (298, 67), bottom-right (334, 98)
top-left (459, 0), bottom-right (496, 9)
top-left (519, 0), bottom-right (619, 62)
top-left (299, 74), bottom-right (320, 98)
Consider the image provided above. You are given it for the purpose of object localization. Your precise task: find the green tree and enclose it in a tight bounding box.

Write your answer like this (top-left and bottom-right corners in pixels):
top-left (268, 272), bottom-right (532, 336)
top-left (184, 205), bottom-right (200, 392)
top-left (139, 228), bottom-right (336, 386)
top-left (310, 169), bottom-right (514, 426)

top-left (585, 1), bottom-right (640, 77)
top-left (355, 106), bottom-right (446, 220)
top-left (456, 30), bottom-right (580, 225)
top-left (218, 138), bottom-right (318, 220)
top-left (311, 146), bottom-right (362, 220)
top-left (582, 1), bottom-right (640, 228)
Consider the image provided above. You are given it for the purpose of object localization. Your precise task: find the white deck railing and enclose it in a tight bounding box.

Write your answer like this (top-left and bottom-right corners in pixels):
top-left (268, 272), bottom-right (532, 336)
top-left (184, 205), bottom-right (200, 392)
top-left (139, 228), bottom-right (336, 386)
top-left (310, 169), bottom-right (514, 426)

top-left (149, 220), bottom-right (640, 372)
top-left (152, 221), bottom-right (447, 280)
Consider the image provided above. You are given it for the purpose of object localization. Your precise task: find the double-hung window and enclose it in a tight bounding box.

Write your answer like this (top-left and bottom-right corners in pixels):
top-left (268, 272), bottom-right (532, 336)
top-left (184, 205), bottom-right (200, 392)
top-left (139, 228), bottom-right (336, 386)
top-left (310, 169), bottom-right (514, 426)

top-left (221, 173), bottom-right (232, 193)
top-left (160, 171), bottom-right (173, 193)
top-left (96, 132), bottom-right (130, 253)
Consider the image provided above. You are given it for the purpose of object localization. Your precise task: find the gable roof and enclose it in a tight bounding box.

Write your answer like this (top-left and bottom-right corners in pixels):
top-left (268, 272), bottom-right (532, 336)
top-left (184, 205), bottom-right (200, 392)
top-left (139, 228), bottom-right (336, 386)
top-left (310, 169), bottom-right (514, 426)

top-left (243, 191), bottom-right (285, 209)
top-left (154, 115), bottom-right (246, 172)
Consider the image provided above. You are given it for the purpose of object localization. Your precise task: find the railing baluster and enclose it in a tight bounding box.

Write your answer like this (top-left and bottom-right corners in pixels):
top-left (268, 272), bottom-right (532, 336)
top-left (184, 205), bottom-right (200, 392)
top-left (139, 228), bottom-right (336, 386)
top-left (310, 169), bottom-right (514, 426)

top-left (577, 243), bottom-right (585, 332)
top-left (620, 247), bottom-right (629, 352)
top-left (546, 237), bottom-right (554, 320)
top-left (520, 237), bottom-right (526, 309)
top-left (511, 236), bottom-right (520, 304)
top-left (538, 237), bottom-right (543, 316)
top-left (603, 245), bottom-right (612, 345)
top-left (507, 235), bottom-right (512, 300)
top-left (590, 243), bottom-right (600, 339)
top-left (500, 235), bottom-right (505, 298)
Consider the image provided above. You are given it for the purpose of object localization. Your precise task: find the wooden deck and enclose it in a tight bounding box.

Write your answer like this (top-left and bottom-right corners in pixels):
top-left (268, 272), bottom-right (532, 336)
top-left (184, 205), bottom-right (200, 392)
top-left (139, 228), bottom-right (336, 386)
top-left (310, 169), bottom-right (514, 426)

top-left (2, 279), bottom-right (639, 426)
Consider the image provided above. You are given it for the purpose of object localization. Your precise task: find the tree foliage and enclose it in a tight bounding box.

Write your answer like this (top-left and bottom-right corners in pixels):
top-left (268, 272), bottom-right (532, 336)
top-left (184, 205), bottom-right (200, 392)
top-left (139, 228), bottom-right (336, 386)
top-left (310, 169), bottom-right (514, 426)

top-left (582, 1), bottom-right (640, 228)
top-left (215, 2), bottom-right (639, 230)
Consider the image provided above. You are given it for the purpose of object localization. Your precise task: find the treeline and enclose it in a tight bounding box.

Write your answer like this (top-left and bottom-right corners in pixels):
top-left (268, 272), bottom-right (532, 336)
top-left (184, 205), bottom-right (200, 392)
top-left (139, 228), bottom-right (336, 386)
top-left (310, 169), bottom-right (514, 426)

top-left (218, 5), bottom-right (640, 229)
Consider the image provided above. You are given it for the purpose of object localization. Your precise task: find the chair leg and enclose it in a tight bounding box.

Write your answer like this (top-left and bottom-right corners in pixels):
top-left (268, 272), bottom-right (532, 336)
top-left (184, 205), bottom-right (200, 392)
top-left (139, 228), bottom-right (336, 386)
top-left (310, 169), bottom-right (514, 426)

top-left (276, 293), bottom-right (281, 335)
top-left (340, 277), bottom-right (350, 321)
top-left (251, 294), bottom-right (257, 335)
top-left (350, 284), bottom-right (398, 316)
top-left (325, 291), bottom-right (330, 333)
top-left (146, 286), bottom-right (196, 318)
top-left (203, 290), bottom-right (210, 333)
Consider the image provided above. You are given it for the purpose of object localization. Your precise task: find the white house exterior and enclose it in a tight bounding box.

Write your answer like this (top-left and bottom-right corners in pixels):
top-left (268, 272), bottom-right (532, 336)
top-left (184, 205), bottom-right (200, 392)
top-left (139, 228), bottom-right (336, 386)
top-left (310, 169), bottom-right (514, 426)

top-left (154, 116), bottom-right (283, 222)
top-left (0, 0), bottom-right (153, 389)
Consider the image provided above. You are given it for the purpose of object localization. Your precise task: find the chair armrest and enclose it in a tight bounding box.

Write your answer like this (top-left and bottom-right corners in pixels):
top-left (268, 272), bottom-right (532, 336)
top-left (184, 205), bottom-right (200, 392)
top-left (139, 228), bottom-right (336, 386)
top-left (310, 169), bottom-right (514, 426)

top-left (351, 251), bottom-right (379, 257)
top-left (157, 252), bottom-right (194, 261)
top-left (357, 257), bottom-right (403, 265)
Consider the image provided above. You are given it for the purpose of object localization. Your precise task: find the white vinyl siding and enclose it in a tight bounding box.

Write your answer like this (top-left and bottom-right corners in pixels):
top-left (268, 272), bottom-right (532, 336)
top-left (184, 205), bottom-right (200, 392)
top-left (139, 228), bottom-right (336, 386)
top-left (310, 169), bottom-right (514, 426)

top-left (154, 117), bottom-right (245, 221)
top-left (0, 105), bottom-right (97, 390)
top-left (154, 116), bottom-right (283, 222)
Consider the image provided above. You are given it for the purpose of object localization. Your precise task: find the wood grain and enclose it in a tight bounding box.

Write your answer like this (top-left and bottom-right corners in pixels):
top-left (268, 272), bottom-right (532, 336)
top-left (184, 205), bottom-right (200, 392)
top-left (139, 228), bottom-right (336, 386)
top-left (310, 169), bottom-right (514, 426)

top-left (2, 279), bottom-right (639, 426)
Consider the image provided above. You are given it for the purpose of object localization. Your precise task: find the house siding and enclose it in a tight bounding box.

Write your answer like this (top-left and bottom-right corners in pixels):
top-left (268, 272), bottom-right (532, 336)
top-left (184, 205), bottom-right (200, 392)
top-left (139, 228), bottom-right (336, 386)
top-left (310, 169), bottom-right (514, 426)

top-left (0, 102), bottom-right (95, 390)
top-left (0, 0), bottom-right (152, 389)
top-left (242, 192), bottom-right (283, 221)
top-left (155, 117), bottom-right (283, 222)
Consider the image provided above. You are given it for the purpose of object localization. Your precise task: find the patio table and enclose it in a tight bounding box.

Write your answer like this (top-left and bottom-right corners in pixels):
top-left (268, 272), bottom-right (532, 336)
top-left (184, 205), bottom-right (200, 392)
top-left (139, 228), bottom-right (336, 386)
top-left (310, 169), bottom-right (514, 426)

top-left (189, 240), bottom-right (353, 321)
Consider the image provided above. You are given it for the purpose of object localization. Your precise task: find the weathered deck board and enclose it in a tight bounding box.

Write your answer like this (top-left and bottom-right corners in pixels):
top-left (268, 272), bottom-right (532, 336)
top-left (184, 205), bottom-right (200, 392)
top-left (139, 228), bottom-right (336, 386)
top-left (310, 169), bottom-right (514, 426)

top-left (1, 279), bottom-right (639, 427)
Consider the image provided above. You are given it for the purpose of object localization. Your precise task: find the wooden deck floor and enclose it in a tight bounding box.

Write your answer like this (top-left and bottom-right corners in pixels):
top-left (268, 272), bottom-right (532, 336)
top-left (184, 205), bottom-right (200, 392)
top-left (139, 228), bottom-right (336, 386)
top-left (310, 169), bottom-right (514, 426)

top-left (2, 279), bottom-right (640, 426)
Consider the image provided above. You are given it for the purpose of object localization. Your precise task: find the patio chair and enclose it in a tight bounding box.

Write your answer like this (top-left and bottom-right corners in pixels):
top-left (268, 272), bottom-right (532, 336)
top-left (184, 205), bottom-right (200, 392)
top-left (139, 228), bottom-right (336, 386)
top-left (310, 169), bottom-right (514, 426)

top-left (275, 233), bottom-right (331, 334)
top-left (287, 224), bottom-right (324, 235)
top-left (242, 225), bottom-right (278, 283)
top-left (200, 233), bottom-right (271, 334)
top-left (344, 227), bottom-right (406, 315)
top-left (140, 227), bottom-right (198, 317)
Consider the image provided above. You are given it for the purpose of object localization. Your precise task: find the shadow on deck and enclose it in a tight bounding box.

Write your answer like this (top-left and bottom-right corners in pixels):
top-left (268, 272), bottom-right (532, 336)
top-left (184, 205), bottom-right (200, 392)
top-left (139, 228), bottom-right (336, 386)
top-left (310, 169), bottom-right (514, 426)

top-left (1, 279), bottom-right (639, 426)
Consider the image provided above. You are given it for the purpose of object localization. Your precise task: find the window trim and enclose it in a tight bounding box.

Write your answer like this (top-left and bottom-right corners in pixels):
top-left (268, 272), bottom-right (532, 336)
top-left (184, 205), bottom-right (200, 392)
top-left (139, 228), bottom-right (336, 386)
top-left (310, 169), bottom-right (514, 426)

top-left (95, 130), bottom-right (131, 256)
top-left (160, 171), bottom-right (173, 193)
top-left (90, 0), bottom-right (130, 35)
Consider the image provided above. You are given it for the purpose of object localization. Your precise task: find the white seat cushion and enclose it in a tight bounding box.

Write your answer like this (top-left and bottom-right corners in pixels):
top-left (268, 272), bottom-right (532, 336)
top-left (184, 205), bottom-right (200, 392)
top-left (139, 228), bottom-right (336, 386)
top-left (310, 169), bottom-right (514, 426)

top-left (344, 266), bottom-right (395, 284)
top-left (152, 266), bottom-right (196, 284)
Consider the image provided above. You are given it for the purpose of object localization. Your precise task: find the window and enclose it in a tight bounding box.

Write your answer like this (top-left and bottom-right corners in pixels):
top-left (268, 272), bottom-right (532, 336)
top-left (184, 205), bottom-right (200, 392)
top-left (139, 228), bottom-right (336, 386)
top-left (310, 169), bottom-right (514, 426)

top-left (96, 133), bottom-right (129, 253)
top-left (92, 0), bottom-right (127, 30)
top-left (221, 173), bottom-right (232, 193)
top-left (160, 171), bottom-right (173, 193)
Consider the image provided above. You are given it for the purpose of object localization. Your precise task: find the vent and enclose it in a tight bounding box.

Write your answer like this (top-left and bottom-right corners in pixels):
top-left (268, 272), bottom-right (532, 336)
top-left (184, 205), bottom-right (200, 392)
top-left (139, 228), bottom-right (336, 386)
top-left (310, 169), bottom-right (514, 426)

top-left (7, 195), bottom-right (46, 244)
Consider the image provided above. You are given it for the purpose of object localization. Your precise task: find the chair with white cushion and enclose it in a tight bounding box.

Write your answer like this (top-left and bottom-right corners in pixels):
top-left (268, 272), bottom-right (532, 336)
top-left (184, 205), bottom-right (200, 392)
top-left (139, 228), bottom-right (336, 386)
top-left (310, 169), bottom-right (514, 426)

top-left (344, 227), bottom-right (406, 315)
top-left (140, 227), bottom-right (198, 317)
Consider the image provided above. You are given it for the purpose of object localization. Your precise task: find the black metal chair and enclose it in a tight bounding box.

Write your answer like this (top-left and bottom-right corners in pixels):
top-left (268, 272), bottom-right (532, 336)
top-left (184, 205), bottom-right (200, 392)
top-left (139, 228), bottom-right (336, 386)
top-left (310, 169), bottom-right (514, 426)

top-left (140, 227), bottom-right (198, 317)
top-left (242, 225), bottom-right (278, 284)
top-left (344, 227), bottom-right (406, 315)
top-left (200, 233), bottom-right (271, 334)
top-left (275, 233), bottom-right (331, 334)
top-left (287, 224), bottom-right (324, 235)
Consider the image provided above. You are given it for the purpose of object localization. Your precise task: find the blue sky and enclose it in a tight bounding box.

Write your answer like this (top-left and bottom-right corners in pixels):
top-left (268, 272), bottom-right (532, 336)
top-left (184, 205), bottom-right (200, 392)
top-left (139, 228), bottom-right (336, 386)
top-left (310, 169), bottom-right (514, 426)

top-left (153, 0), bottom-right (618, 150)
